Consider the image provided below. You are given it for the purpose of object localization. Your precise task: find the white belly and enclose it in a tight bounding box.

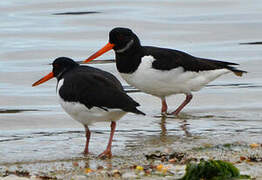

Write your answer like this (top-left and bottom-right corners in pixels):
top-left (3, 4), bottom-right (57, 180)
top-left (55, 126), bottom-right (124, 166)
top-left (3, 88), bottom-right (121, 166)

top-left (57, 79), bottom-right (126, 125)
top-left (120, 56), bottom-right (230, 97)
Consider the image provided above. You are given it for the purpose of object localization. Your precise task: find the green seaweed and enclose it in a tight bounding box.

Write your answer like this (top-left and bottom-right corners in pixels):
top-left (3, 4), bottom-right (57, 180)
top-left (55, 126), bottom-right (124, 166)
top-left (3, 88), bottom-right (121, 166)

top-left (180, 160), bottom-right (250, 180)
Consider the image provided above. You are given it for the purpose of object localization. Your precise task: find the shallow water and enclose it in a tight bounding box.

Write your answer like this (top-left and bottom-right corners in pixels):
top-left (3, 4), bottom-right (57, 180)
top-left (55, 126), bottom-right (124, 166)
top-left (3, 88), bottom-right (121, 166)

top-left (0, 0), bottom-right (262, 178)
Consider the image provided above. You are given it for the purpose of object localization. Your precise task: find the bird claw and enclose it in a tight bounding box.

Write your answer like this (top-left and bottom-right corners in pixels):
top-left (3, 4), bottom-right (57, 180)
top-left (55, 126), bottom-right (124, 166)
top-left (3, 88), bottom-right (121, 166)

top-left (161, 111), bottom-right (179, 117)
top-left (83, 150), bottom-right (89, 156)
top-left (161, 112), bottom-right (168, 117)
top-left (98, 150), bottom-right (112, 159)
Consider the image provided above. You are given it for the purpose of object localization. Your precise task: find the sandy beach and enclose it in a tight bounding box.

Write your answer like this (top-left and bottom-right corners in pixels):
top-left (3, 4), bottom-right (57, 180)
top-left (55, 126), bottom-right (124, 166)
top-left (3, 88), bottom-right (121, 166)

top-left (0, 0), bottom-right (262, 179)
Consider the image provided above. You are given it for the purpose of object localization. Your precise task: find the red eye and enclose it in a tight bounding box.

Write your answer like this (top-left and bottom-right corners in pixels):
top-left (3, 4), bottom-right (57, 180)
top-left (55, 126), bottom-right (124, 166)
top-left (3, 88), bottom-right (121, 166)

top-left (118, 35), bottom-right (124, 40)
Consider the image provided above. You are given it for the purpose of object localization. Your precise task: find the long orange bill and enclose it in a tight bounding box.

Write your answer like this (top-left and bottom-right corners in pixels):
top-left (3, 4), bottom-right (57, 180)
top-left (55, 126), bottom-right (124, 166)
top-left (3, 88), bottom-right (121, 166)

top-left (32, 72), bottom-right (54, 87)
top-left (83, 42), bottom-right (115, 63)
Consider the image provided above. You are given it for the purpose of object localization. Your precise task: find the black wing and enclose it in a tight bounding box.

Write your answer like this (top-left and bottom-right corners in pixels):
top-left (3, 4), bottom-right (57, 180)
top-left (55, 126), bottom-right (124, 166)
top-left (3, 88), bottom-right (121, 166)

top-left (144, 46), bottom-right (246, 76)
top-left (59, 66), bottom-right (145, 115)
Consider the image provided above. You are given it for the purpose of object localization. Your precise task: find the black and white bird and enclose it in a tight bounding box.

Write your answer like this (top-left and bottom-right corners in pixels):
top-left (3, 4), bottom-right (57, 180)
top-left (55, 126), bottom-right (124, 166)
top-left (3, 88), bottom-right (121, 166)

top-left (32, 57), bottom-right (145, 158)
top-left (84, 27), bottom-right (247, 116)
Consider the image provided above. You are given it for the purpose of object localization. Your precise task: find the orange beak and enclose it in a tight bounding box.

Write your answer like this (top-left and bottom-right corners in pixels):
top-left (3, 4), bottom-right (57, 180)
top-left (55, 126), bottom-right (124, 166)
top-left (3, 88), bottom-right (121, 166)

top-left (83, 42), bottom-right (115, 63)
top-left (32, 72), bottom-right (54, 87)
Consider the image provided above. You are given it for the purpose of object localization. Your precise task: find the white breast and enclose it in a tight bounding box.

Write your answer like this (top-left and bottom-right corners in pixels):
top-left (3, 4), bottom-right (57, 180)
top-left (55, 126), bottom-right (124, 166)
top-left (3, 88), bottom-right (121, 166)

top-left (120, 55), bottom-right (230, 97)
top-left (56, 79), bottom-right (126, 125)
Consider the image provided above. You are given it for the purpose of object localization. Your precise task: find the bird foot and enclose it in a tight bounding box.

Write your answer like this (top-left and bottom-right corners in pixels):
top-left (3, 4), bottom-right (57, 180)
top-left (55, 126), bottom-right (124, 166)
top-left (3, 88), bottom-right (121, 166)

top-left (83, 150), bottom-right (89, 156)
top-left (162, 111), bottom-right (179, 117)
top-left (98, 149), bottom-right (112, 159)
top-left (161, 111), bottom-right (168, 117)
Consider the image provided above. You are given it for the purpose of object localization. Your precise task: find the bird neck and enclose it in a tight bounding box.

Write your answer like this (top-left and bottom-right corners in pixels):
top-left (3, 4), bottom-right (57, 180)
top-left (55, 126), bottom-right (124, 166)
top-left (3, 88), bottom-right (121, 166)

top-left (115, 45), bottom-right (144, 74)
top-left (56, 65), bottom-right (77, 81)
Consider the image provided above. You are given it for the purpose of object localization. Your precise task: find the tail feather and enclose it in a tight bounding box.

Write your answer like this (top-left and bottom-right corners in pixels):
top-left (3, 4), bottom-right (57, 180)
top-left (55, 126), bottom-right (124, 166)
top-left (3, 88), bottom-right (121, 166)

top-left (204, 58), bottom-right (247, 77)
top-left (124, 103), bottom-right (146, 116)
top-left (196, 58), bottom-right (246, 75)
top-left (233, 71), bottom-right (246, 77)
top-left (124, 105), bottom-right (145, 115)
top-left (123, 94), bottom-right (146, 115)
top-left (229, 67), bottom-right (247, 77)
top-left (133, 108), bottom-right (146, 115)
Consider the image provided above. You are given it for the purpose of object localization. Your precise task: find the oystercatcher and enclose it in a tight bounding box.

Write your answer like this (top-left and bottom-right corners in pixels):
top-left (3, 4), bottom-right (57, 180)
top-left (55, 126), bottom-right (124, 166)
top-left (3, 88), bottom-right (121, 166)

top-left (32, 57), bottom-right (145, 158)
top-left (84, 27), bottom-right (247, 116)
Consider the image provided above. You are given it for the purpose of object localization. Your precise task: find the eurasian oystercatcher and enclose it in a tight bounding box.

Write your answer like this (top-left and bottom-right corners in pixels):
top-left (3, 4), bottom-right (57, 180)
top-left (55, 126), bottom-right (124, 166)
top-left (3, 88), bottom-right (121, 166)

top-left (84, 27), bottom-right (247, 116)
top-left (32, 57), bottom-right (145, 158)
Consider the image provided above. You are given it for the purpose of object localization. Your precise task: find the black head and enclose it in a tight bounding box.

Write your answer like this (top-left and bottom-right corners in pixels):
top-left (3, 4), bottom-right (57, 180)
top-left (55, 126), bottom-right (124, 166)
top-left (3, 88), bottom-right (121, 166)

top-left (109, 27), bottom-right (141, 53)
top-left (83, 27), bottom-right (141, 64)
top-left (52, 57), bottom-right (79, 79)
top-left (32, 57), bottom-right (79, 87)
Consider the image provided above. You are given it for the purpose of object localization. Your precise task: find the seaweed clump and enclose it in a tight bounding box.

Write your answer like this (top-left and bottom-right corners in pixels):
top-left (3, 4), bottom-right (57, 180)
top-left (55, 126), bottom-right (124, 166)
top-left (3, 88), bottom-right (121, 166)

top-left (181, 160), bottom-right (250, 180)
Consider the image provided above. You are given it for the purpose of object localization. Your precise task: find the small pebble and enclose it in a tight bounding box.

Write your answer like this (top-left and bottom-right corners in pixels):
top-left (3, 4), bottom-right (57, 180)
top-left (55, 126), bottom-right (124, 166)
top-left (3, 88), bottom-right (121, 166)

top-left (156, 164), bottom-right (164, 171)
top-left (250, 143), bottom-right (259, 149)
top-left (168, 158), bottom-right (177, 163)
top-left (136, 166), bottom-right (144, 171)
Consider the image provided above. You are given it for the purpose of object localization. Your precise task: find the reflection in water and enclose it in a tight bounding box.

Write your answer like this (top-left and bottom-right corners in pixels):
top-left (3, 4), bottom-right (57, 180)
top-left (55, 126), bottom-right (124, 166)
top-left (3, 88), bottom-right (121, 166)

top-left (179, 120), bottom-right (192, 137)
top-left (159, 116), bottom-right (192, 139)
top-left (84, 159), bottom-right (89, 168)
top-left (104, 159), bottom-right (112, 170)
top-left (159, 116), bottom-right (167, 141)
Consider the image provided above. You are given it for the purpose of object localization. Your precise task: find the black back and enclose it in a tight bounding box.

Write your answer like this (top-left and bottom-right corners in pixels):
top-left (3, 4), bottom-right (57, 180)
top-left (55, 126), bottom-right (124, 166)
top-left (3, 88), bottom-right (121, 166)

top-left (145, 46), bottom-right (242, 73)
top-left (55, 57), bottom-right (145, 115)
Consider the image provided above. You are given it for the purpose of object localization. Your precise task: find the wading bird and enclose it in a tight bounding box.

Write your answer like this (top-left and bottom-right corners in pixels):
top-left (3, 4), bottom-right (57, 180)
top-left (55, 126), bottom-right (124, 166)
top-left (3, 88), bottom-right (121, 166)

top-left (84, 27), bottom-right (246, 116)
top-left (32, 57), bottom-right (145, 158)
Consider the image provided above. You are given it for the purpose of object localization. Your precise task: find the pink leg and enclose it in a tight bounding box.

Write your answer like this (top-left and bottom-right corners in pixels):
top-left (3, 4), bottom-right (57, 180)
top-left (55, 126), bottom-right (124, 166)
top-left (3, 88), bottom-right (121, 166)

top-left (83, 125), bottom-right (91, 155)
top-left (98, 121), bottom-right (116, 159)
top-left (161, 97), bottom-right (168, 114)
top-left (172, 94), bottom-right (193, 116)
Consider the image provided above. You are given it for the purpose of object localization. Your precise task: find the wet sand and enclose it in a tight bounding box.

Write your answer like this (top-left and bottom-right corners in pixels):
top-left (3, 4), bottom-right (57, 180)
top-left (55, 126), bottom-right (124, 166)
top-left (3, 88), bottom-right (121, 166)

top-left (0, 0), bottom-right (262, 179)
